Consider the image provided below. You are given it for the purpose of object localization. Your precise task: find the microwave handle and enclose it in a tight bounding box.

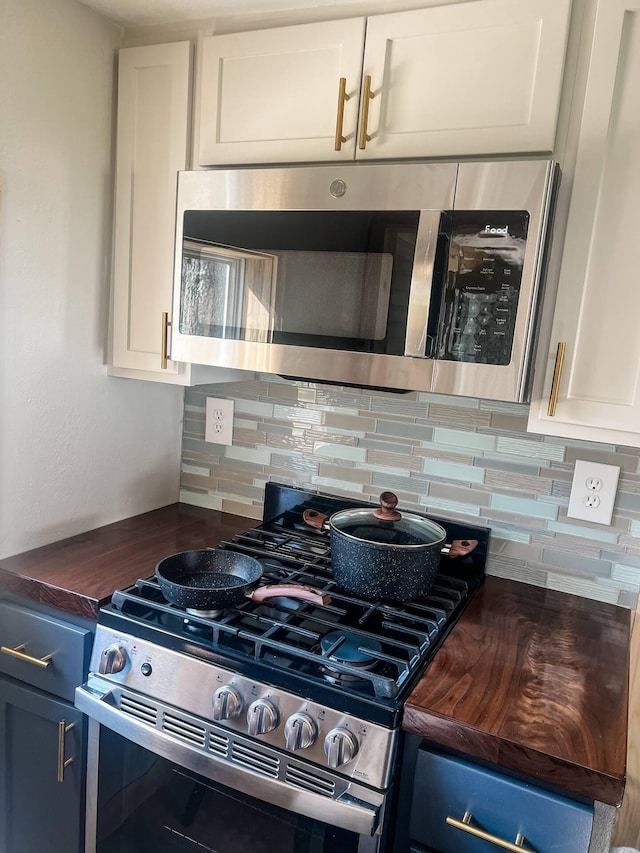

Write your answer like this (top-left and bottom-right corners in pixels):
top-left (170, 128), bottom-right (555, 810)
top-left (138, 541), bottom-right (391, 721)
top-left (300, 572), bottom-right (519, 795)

top-left (404, 210), bottom-right (445, 358)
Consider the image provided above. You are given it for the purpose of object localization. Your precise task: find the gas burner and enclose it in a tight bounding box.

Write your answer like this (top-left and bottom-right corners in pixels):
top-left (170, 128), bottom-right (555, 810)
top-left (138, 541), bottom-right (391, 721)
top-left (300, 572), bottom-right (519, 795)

top-left (321, 631), bottom-right (382, 668)
top-left (320, 630), bottom-right (384, 686)
top-left (185, 608), bottom-right (223, 619)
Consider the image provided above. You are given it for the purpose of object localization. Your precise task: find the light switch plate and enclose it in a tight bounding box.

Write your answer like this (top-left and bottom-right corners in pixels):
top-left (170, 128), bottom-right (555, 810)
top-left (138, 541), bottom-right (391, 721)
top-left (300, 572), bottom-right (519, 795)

top-left (567, 460), bottom-right (620, 525)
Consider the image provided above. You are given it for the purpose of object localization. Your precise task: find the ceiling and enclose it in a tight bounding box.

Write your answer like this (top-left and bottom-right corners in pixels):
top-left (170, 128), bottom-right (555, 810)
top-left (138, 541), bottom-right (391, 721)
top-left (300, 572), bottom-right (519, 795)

top-left (76, 0), bottom-right (369, 28)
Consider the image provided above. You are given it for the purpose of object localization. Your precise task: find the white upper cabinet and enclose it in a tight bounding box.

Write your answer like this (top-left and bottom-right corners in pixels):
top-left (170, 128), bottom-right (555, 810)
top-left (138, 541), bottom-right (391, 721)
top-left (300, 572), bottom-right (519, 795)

top-left (196, 0), bottom-right (571, 167)
top-left (110, 41), bottom-right (193, 382)
top-left (359, 0), bottom-right (572, 160)
top-left (197, 18), bottom-right (366, 165)
top-left (528, 0), bottom-right (640, 445)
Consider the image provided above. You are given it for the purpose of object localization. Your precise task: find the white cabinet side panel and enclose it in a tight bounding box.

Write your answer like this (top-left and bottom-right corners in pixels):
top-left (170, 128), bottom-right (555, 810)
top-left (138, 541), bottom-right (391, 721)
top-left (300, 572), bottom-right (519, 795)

top-left (528, 1), bottom-right (640, 443)
top-left (111, 41), bottom-right (191, 381)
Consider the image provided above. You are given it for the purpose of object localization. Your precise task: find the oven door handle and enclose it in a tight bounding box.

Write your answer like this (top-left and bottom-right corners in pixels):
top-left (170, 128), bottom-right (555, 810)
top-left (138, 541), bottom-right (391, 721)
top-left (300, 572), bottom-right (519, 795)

top-left (76, 682), bottom-right (382, 838)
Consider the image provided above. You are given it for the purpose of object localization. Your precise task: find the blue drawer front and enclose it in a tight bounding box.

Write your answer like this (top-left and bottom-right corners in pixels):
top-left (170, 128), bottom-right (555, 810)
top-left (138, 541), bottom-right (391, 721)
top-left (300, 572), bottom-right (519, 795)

top-left (410, 749), bottom-right (594, 853)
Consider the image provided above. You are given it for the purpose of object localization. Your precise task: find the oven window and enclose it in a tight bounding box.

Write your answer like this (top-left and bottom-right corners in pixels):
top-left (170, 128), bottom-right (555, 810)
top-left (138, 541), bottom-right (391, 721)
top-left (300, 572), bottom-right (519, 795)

top-left (180, 210), bottom-right (420, 356)
top-left (95, 729), bottom-right (361, 853)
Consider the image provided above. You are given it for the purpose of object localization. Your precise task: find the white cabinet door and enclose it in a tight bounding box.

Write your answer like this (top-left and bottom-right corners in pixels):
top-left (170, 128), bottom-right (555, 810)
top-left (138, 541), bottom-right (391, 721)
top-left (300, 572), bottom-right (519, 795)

top-left (197, 18), bottom-right (365, 166)
top-left (358, 0), bottom-right (572, 160)
top-left (110, 41), bottom-right (192, 382)
top-left (528, 0), bottom-right (640, 445)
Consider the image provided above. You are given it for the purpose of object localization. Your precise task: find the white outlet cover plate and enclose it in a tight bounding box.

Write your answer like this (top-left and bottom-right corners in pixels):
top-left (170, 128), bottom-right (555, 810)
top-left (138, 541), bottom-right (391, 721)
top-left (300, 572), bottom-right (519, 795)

top-left (567, 460), bottom-right (620, 525)
top-left (205, 397), bottom-right (234, 446)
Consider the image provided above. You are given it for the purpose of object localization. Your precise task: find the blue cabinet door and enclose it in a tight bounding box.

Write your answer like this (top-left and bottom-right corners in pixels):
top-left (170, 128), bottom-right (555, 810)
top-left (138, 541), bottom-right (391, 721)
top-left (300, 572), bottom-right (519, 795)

top-left (410, 749), bottom-right (594, 853)
top-left (0, 676), bottom-right (86, 853)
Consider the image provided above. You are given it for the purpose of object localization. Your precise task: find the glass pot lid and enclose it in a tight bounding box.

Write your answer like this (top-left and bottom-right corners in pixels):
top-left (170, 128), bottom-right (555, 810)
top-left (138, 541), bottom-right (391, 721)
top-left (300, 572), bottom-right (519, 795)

top-left (329, 492), bottom-right (446, 548)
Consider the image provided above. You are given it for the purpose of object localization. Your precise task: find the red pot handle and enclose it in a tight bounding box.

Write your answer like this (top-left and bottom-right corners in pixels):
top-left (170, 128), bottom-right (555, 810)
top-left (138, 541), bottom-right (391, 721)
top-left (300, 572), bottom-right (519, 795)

top-left (443, 539), bottom-right (479, 559)
top-left (302, 509), bottom-right (329, 530)
top-left (250, 584), bottom-right (331, 605)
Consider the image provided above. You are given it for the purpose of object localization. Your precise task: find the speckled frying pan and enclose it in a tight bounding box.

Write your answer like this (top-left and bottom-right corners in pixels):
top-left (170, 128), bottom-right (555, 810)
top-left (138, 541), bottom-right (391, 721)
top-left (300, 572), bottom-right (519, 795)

top-left (155, 549), bottom-right (330, 611)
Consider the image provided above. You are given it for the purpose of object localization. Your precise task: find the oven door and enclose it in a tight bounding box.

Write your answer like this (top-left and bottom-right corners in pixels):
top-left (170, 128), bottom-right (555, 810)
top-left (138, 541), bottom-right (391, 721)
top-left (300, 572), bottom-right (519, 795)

top-left (79, 686), bottom-right (386, 853)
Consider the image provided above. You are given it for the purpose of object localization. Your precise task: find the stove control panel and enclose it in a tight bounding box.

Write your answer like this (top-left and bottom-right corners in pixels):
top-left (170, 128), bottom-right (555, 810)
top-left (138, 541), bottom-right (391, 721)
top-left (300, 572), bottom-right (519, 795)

top-left (88, 626), bottom-right (397, 789)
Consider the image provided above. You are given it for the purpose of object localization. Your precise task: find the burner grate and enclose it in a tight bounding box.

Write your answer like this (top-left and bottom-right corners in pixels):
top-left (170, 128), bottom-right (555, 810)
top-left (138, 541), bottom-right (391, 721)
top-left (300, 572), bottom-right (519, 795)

top-left (103, 485), bottom-right (489, 714)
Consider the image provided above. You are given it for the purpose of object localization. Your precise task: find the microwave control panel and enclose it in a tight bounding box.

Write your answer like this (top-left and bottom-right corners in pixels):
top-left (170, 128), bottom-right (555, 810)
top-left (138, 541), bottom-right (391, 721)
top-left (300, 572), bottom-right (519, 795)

top-left (437, 211), bottom-right (530, 365)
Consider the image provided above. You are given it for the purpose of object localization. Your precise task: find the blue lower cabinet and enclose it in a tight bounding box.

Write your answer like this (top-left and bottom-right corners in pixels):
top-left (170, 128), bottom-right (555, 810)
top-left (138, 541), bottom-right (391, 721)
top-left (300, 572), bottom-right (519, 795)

top-left (0, 676), bottom-right (87, 853)
top-left (410, 748), bottom-right (594, 853)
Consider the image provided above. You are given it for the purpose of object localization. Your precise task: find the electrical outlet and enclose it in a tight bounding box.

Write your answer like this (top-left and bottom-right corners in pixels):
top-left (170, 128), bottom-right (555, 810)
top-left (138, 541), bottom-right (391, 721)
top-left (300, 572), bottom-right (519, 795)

top-left (567, 460), bottom-right (620, 525)
top-left (205, 397), bottom-right (234, 446)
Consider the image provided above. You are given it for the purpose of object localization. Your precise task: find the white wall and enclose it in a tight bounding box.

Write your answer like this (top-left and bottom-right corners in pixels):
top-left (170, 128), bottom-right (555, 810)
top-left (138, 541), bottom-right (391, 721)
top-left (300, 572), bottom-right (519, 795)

top-left (0, 0), bottom-right (185, 559)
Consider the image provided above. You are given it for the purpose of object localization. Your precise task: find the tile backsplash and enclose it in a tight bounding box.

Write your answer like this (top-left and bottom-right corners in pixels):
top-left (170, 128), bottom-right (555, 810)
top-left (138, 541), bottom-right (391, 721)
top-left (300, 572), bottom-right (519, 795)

top-left (180, 376), bottom-right (640, 608)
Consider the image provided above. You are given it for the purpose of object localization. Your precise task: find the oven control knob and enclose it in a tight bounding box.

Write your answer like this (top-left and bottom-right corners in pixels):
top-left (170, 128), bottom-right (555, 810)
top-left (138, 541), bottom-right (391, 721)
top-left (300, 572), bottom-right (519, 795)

top-left (324, 728), bottom-right (359, 768)
top-left (284, 713), bottom-right (317, 751)
top-left (98, 644), bottom-right (127, 675)
top-left (247, 699), bottom-right (279, 736)
top-left (212, 686), bottom-right (243, 721)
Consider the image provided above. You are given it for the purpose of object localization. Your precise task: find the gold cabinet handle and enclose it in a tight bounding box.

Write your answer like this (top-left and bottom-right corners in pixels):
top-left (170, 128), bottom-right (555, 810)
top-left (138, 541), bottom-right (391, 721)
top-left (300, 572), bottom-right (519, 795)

top-left (1, 643), bottom-right (53, 669)
top-left (161, 311), bottom-right (170, 369)
top-left (358, 75), bottom-right (375, 150)
top-left (334, 77), bottom-right (350, 151)
top-left (446, 812), bottom-right (531, 852)
top-left (57, 720), bottom-right (75, 783)
top-left (547, 341), bottom-right (566, 416)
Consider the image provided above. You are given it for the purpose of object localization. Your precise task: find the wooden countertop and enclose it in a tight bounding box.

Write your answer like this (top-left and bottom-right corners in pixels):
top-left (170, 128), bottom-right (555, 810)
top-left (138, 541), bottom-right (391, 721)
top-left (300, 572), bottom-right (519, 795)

top-left (0, 504), bottom-right (252, 620)
top-left (403, 575), bottom-right (630, 807)
top-left (0, 508), bottom-right (630, 807)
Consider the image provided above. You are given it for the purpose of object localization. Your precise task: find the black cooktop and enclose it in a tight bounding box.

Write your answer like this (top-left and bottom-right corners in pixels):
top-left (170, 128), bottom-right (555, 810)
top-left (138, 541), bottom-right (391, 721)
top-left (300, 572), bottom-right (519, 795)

top-left (101, 483), bottom-right (490, 726)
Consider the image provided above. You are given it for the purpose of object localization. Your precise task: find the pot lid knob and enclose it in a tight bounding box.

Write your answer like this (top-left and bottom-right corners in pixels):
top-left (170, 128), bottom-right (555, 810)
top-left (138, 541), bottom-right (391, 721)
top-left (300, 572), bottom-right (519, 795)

top-left (373, 491), bottom-right (401, 522)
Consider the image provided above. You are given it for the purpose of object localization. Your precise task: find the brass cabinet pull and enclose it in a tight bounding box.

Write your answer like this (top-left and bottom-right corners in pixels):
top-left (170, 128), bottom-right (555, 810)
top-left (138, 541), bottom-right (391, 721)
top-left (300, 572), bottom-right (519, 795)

top-left (547, 341), bottom-right (566, 416)
top-left (358, 75), bottom-right (375, 150)
top-left (1, 643), bottom-right (52, 669)
top-left (57, 720), bottom-right (75, 783)
top-left (446, 812), bottom-right (531, 852)
top-left (161, 311), bottom-right (170, 369)
top-left (334, 77), bottom-right (350, 151)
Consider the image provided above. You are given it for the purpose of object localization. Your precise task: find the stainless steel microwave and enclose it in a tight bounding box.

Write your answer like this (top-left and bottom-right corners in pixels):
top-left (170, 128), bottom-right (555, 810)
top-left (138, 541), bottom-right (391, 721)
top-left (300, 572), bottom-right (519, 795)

top-left (171, 160), bottom-right (558, 402)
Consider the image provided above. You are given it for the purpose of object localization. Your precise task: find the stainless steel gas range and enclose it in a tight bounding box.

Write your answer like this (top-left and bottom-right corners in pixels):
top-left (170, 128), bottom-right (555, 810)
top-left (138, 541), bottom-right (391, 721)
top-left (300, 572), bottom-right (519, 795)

top-left (76, 483), bottom-right (489, 853)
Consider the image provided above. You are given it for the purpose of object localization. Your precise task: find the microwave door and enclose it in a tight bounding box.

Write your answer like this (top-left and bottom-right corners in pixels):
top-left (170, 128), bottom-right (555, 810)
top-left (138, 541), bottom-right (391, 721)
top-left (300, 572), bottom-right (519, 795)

top-left (180, 240), bottom-right (276, 343)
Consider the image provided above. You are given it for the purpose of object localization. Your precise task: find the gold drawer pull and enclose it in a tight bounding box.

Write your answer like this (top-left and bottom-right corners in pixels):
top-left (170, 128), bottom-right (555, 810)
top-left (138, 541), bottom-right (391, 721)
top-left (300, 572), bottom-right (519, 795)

top-left (161, 311), bottom-right (170, 369)
top-left (547, 340), bottom-right (566, 416)
top-left (358, 75), bottom-right (375, 150)
top-left (1, 643), bottom-right (53, 669)
top-left (57, 720), bottom-right (75, 783)
top-left (334, 77), bottom-right (350, 151)
top-left (446, 812), bottom-right (531, 852)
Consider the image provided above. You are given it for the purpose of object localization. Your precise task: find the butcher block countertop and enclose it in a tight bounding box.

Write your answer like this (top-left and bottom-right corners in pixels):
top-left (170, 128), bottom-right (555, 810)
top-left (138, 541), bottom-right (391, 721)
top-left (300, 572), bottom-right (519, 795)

top-left (0, 503), bottom-right (253, 620)
top-left (403, 575), bottom-right (630, 807)
top-left (0, 504), bottom-right (630, 808)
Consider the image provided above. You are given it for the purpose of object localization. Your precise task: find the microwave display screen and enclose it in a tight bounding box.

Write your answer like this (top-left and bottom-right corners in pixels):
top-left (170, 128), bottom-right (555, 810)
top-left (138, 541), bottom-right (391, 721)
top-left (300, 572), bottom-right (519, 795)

top-left (437, 211), bottom-right (530, 366)
top-left (180, 210), bottom-right (420, 356)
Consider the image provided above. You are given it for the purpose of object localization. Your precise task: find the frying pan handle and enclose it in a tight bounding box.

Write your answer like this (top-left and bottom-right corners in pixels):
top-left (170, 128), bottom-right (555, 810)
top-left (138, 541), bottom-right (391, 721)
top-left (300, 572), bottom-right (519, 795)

top-left (441, 539), bottom-right (479, 559)
top-left (302, 509), bottom-right (329, 531)
top-left (250, 585), bottom-right (332, 605)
